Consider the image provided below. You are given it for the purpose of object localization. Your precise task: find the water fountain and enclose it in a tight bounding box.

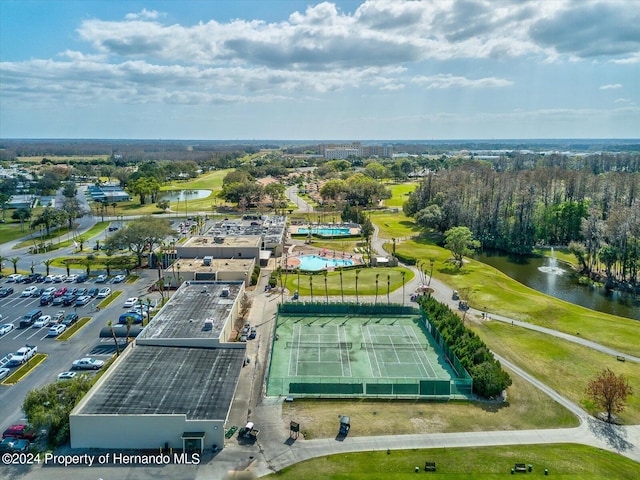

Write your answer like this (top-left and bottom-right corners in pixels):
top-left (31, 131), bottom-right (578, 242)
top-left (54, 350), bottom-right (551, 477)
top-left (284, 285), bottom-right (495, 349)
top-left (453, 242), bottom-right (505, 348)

top-left (538, 247), bottom-right (565, 275)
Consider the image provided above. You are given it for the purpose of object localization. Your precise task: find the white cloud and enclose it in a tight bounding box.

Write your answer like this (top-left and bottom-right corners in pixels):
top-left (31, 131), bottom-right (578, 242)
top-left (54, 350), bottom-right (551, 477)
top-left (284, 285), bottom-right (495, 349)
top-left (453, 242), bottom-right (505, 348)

top-left (125, 9), bottom-right (161, 21)
top-left (412, 74), bottom-right (513, 89)
top-left (600, 83), bottom-right (622, 90)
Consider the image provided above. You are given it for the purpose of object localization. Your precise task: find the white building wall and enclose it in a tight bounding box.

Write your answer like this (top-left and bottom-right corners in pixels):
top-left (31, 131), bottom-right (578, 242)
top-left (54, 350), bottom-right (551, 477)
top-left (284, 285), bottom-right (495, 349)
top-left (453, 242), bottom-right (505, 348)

top-left (70, 414), bottom-right (225, 450)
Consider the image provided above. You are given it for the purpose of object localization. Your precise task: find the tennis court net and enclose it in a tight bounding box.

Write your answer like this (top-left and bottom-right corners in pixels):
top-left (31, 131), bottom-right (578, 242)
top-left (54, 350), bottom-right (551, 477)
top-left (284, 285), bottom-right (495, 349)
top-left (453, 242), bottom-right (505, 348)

top-left (361, 342), bottom-right (428, 351)
top-left (286, 341), bottom-right (352, 349)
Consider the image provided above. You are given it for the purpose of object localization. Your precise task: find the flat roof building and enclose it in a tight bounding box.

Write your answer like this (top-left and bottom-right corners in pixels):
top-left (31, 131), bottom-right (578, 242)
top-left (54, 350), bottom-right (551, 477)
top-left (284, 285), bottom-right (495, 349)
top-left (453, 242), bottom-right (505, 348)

top-left (70, 281), bottom-right (246, 452)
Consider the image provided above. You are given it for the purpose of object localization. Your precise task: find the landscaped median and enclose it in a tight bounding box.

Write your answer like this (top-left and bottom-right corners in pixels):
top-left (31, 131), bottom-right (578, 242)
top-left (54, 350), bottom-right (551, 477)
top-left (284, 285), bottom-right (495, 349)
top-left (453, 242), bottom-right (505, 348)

top-left (0, 354), bottom-right (47, 385)
top-left (57, 317), bottom-right (92, 341)
top-left (98, 290), bottom-right (123, 308)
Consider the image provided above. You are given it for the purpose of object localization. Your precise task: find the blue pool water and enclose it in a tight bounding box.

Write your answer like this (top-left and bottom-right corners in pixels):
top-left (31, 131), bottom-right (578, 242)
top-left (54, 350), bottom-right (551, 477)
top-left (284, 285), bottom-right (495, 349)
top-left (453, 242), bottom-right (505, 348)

top-left (297, 255), bottom-right (354, 271)
top-left (297, 227), bottom-right (352, 236)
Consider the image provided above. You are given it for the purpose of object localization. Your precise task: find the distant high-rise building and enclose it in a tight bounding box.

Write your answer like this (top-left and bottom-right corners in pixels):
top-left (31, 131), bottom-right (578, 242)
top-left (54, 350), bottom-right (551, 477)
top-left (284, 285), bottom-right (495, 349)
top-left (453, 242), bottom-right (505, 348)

top-left (319, 142), bottom-right (393, 159)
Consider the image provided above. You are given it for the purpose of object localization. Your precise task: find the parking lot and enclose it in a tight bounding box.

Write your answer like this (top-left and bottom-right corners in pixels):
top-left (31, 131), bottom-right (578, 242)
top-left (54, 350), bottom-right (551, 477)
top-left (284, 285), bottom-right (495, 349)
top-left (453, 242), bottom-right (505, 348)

top-left (0, 271), bottom-right (159, 435)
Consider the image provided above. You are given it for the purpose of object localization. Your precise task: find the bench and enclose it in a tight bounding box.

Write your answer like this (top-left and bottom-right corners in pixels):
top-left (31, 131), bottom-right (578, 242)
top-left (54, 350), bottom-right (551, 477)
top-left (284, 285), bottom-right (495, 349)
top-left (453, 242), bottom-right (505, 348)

top-left (514, 463), bottom-right (527, 473)
top-left (424, 462), bottom-right (436, 471)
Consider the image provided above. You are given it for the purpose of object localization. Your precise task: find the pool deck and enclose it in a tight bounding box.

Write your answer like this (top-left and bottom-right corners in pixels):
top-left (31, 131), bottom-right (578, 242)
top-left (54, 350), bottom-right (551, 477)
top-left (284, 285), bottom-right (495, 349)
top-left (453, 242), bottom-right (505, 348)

top-left (285, 247), bottom-right (364, 270)
top-left (289, 224), bottom-right (361, 236)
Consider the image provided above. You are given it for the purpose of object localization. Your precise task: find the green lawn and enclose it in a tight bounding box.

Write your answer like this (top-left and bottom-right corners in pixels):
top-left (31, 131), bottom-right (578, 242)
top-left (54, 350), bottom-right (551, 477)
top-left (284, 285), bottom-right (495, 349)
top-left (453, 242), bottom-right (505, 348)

top-left (283, 267), bottom-right (415, 296)
top-left (266, 444), bottom-right (639, 479)
top-left (393, 237), bottom-right (640, 357)
top-left (0, 221), bottom-right (32, 244)
top-left (382, 182), bottom-right (418, 207)
top-left (369, 211), bottom-right (421, 240)
top-left (469, 319), bottom-right (640, 424)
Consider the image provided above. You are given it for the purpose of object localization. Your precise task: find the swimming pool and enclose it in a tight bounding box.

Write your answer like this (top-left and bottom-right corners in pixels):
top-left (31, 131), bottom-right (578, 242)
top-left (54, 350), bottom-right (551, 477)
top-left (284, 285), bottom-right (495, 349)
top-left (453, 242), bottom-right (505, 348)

top-left (296, 255), bottom-right (354, 271)
top-left (296, 227), bottom-right (352, 236)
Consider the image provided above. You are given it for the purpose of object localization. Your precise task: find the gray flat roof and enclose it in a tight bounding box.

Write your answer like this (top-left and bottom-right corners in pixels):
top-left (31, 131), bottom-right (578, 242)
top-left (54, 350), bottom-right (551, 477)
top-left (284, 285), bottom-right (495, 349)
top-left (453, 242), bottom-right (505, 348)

top-left (78, 345), bottom-right (244, 419)
top-left (138, 282), bottom-right (242, 341)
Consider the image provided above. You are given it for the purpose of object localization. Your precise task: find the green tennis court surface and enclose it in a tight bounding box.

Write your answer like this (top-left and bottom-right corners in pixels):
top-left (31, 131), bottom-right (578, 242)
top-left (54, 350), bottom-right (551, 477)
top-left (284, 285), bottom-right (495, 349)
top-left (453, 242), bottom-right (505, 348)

top-left (267, 305), bottom-right (472, 399)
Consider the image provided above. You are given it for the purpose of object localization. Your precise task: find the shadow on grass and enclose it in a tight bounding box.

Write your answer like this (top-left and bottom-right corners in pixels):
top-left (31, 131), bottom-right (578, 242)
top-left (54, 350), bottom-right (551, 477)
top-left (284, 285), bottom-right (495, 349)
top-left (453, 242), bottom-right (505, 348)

top-left (473, 400), bottom-right (510, 413)
top-left (438, 267), bottom-right (471, 276)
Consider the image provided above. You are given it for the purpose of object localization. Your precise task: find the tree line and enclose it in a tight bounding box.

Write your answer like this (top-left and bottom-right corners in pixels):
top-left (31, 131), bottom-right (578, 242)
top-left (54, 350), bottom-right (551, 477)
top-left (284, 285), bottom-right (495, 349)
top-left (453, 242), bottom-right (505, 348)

top-left (404, 161), bottom-right (640, 288)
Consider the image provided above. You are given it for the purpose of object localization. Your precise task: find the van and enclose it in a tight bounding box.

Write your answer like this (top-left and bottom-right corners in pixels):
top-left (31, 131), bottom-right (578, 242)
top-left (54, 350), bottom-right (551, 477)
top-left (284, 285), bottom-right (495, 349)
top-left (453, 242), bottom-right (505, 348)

top-left (20, 309), bottom-right (43, 328)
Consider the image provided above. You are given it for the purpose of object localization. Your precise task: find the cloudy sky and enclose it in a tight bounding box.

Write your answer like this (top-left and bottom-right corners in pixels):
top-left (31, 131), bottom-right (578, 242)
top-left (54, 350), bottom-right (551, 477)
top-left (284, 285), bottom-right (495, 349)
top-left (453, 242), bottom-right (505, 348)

top-left (1, 0), bottom-right (639, 140)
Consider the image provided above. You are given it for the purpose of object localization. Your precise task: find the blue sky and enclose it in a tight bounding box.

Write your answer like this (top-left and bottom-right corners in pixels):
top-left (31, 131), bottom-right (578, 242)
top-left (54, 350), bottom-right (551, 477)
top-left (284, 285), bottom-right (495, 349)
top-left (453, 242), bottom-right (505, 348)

top-left (1, 0), bottom-right (639, 140)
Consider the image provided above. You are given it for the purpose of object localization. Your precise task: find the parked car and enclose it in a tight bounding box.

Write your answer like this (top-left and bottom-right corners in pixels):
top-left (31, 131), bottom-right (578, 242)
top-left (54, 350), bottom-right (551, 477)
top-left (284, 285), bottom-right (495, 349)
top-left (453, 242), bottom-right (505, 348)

top-left (76, 288), bottom-right (88, 296)
top-left (5, 274), bottom-right (21, 282)
top-left (31, 288), bottom-right (44, 298)
top-left (8, 439), bottom-right (30, 452)
top-left (0, 368), bottom-right (10, 380)
top-left (0, 437), bottom-right (18, 452)
top-left (20, 309), bottom-right (43, 328)
top-left (57, 371), bottom-right (77, 381)
top-left (87, 287), bottom-right (99, 297)
top-left (47, 324), bottom-right (66, 337)
top-left (123, 297), bottom-right (138, 308)
top-left (61, 312), bottom-right (79, 326)
top-left (66, 274), bottom-right (78, 282)
top-left (21, 286), bottom-right (38, 297)
top-left (0, 324), bottom-right (15, 336)
top-left (95, 274), bottom-right (107, 283)
top-left (113, 274), bottom-right (126, 283)
top-left (76, 273), bottom-right (88, 283)
top-left (7, 345), bottom-right (37, 365)
top-left (52, 296), bottom-right (64, 306)
top-left (62, 294), bottom-right (78, 306)
top-left (53, 287), bottom-right (67, 297)
top-left (43, 275), bottom-right (54, 283)
top-left (2, 424), bottom-right (37, 441)
top-left (43, 286), bottom-right (57, 296)
top-left (97, 287), bottom-right (111, 298)
top-left (118, 312), bottom-right (143, 324)
top-left (33, 315), bottom-right (52, 328)
top-left (40, 294), bottom-right (54, 306)
top-left (53, 274), bottom-right (66, 283)
top-left (75, 295), bottom-right (92, 306)
top-left (54, 310), bottom-right (65, 323)
top-left (0, 286), bottom-right (14, 297)
top-left (72, 357), bottom-right (105, 370)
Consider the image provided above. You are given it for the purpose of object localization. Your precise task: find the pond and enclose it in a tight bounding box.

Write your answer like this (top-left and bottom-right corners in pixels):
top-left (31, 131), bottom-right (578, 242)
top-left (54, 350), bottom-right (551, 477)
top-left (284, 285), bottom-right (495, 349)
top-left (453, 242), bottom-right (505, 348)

top-left (474, 250), bottom-right (640, 320)
top-left (158, 189), bottom-right (211, 202)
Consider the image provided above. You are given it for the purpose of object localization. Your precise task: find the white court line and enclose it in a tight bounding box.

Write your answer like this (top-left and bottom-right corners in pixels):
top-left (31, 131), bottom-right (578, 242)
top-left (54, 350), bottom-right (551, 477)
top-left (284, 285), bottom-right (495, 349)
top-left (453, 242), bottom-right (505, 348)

top-left (361, 324), bottom-right (376, 377)
top-left (404, 325), bottom-right (433, 377)
top-left (366, 325), bottom-right (383, 377)
top-left (341, 325), bottom-right (352, 376)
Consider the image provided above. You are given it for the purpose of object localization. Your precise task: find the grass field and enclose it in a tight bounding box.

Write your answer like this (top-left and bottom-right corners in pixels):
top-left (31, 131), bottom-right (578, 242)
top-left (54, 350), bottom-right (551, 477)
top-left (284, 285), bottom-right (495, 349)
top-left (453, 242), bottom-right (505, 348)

top-left (393, 237), bottom-right (640, 358)
top-left (283, 267), bottom-right (415, 297)
top-left (469, 319), bottom-right (640, 424)
top-left (265, 444), bottom-right (639, 479)
top-left (382, 182), bottom-right (418, 207)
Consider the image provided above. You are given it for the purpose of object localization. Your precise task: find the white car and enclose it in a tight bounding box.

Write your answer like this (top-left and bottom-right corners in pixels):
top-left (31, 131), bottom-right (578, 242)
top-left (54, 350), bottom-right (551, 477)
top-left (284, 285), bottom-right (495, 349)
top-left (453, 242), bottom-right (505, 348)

top-left (66, 274), bottom-right (78, 282)
top-left (6, 274), bottom-right (21, 282)
top-left (128, 306), bottom-right (149, 318)
top-left (47, 324), bottom-right (66, 337)
top-left (0, 368), bottom-right (11, 380)
top-left (43, 286), bottom-right (57, 296)
top-left (33, 315), bottom-right (52, 328)
top-left (97, 287), bottom-right (111, 298)
top-left (72, 357), bottom-right (105, 370)
top-left (113, 274), bottom-right (126, 283)
top-left (0, 324), bottom-right (15, 336)
top-left (21, 286), bottom-right (38, 297)
top-left (44, 275), bottom-right (55, 283)
top-left (123, 297), bottom-right (139, 308)
top-left (95, 274), bottom-right (107, 283)
top-left (57, 371), bottom-right (77, 381)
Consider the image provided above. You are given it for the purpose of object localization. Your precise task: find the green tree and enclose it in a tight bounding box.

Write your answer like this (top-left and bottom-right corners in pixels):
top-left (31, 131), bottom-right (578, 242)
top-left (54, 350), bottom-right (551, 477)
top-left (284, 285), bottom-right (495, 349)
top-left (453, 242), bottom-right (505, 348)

top-left (156, 199), bottom-right (170, 212)
top-left (104, 216), bottom-right (175, 266)
top-left (12, 207), bottom-right (32, 232)
top-left (30, 207), bottom-right (62, 236)
top-left (444, 226), bottom-right (481, 268)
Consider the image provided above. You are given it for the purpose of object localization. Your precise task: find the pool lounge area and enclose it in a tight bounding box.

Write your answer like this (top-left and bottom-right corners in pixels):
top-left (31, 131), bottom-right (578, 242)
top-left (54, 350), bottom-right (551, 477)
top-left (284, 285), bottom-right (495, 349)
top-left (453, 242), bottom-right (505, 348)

top-left (289, 223), bottom-right (361, 237)
top-left (285, 248), bottom-right (363, 272)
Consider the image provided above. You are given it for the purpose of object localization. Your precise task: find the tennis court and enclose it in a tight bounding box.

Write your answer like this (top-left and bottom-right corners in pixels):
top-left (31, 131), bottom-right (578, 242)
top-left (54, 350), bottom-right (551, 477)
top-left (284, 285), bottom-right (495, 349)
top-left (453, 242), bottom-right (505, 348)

top-left (267, 304), bottom-right (472, 399)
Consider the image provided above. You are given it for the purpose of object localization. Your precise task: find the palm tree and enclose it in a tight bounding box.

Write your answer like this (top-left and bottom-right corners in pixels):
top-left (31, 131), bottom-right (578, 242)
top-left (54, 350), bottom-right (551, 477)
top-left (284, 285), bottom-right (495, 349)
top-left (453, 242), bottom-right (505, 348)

top-left (125, 315), bottom-right (134, 343)
top-left (62, 258), bottom-right (73, 276)
top-left (309, 276), bottom-right (314, 302)
top-left (428, 258), bottom-right (435, 286)
top-left (111, 202), bottom-right (117, 216)
top-left (10, 257), bottom-right (19, 274)
top-left (401, 271), bottom-right (406, 306)
top-left (323, 270), bottom-right (328, 304)
top-left (83, 254), bottom-right (96, 275)
top-left (0, 255), bottom-right (6, 273)
top-left (107, 320), bottom-right (121, 357)
top-left (355, 270), bottom-right (360, 304)
top-left (387, 274), bottom-right (390, 305)
top-left (339, 269), bottom-right (344, 302)
top-left (41, 258), bottom-right (54, 276)
top-left (374, 273), bottom-right (380, 305)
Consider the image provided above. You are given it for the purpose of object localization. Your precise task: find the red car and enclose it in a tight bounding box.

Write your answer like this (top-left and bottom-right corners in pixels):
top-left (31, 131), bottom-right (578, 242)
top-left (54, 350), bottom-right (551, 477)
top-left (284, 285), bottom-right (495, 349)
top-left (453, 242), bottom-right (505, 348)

top-left (53, 287), bottom-right (68, 297)
top-left (2, 424), bottom-right (37, 442)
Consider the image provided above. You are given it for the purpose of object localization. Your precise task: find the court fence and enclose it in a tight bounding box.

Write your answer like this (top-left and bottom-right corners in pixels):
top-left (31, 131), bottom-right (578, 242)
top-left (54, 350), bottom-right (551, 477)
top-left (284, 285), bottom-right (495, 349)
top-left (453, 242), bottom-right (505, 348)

top-left (268, 302), bottom-right (473, 399)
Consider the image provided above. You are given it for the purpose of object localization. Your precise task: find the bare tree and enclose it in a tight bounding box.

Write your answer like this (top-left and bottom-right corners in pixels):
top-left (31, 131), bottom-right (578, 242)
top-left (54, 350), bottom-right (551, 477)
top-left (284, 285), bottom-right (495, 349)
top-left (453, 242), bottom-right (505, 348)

top-left (586, 368), bottom-right (633, 423)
